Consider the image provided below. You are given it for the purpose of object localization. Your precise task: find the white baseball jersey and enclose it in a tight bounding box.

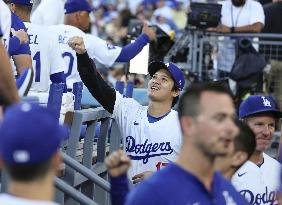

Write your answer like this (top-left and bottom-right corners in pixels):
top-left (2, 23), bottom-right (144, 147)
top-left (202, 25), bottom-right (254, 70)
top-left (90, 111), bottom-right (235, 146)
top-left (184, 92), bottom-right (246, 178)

top-left (0, 193), bottom-right (59, 205)
top-left (24, 22), bottom-right (66, 93)
top-left (49, 24), bottom-right (121, 89)
top-left (113, 92), bottom-right (182, 179)
top-left (31, 0), bottom-right (65, 26)
top-left (231, 153), bottom-right (281, 205)
top-left (0, 0), bottom-right (11, 49)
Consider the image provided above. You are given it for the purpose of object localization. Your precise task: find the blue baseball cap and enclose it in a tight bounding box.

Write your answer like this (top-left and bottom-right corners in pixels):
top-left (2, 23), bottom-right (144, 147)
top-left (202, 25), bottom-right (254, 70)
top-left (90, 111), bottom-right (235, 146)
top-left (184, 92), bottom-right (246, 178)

top-left (64, 0), bottom-right (93, 14)
top-left (239, 95), bottom-right (282, 119)
top-left (10, 0), bottom-right (33, 6)
top-left (148, 61), bottom-right (185, 91)
top-left (0, 103), bottom-right (69, 165)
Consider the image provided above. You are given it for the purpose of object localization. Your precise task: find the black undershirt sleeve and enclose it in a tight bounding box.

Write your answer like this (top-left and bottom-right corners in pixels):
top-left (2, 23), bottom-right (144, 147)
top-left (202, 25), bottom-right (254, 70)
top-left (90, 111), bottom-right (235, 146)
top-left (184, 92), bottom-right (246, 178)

top-left (77, 52), bottom-right (116, 114)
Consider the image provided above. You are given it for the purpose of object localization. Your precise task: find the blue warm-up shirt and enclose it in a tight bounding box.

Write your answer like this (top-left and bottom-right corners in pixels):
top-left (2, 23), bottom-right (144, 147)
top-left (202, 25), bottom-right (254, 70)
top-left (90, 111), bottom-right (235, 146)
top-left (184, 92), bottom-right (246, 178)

top-left (9, 12), bottom-right (31, 56)
top-left (125, 163), bottom-right (249, 205)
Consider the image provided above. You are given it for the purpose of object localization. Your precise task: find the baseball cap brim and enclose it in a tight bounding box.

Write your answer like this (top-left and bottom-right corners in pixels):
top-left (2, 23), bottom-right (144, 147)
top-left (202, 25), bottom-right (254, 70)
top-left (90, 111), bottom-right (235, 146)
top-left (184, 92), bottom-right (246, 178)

top-left (241, 109), bottom-right (282, 119)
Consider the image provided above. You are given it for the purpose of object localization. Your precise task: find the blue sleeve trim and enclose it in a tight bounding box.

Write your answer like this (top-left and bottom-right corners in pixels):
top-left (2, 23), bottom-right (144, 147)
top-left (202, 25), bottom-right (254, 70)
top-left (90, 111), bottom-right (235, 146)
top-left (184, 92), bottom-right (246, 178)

top-left (116, 33), bottom-right (150, 62)
top-left (50, 71), bottom-right (67, 92)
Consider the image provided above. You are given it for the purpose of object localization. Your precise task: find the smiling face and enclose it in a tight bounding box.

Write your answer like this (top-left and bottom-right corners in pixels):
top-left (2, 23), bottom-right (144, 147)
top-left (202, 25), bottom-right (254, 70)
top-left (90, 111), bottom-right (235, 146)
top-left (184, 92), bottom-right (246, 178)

top-left (245, 114), bottom-right (275, 153)
top-left (147, 69), bottom-right (179, 105)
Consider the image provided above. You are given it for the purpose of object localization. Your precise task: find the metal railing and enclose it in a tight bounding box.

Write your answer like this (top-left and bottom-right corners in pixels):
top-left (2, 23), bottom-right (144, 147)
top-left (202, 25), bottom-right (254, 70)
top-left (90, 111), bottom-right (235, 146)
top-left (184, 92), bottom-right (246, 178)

top-left (0, 107), bottom-right (121, 205)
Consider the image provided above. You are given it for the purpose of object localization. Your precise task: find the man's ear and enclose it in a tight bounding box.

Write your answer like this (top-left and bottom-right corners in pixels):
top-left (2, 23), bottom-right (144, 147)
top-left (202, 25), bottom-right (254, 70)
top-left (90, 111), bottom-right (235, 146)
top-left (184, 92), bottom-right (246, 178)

top-left (51, 150), bottom-right (62, 173)
top-left (172, 89), bottom-right (180, 98)
top-left (231, 151), bottom-right (248, 168)
top-left (180, 116), bottom-right (195, 137)
top-left (9, 3), bottom-right (16, 13)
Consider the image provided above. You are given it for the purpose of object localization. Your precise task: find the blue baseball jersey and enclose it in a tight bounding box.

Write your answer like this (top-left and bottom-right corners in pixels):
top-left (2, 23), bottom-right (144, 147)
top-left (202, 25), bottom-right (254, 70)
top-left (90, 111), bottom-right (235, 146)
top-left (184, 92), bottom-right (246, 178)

top-left (125, 163), bottom-right (249, 205)
top-left (0, 0), bottom-right (11, 49)
top-left (9, 12), bottom-right (31, 56)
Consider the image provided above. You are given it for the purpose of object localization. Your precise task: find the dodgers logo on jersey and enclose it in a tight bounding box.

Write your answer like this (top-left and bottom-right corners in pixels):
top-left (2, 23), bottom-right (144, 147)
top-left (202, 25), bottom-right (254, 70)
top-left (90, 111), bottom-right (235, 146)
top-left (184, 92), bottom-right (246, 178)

top-left (125, 136), bottom-right (173, 164)
top-left (239, 187), bottom-right (277, 205)
top-left (107, 44), bottom-right (116, 50)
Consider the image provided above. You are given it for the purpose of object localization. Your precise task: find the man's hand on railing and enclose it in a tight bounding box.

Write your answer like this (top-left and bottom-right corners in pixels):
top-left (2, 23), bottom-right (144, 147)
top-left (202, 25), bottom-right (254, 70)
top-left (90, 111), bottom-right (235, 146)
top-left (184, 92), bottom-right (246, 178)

top-left (68, 36), bottom-right (87, 54)
top-left (105, 149), bottom-right (131, 177)
top-left (207, 24), bottom-right (231, 33)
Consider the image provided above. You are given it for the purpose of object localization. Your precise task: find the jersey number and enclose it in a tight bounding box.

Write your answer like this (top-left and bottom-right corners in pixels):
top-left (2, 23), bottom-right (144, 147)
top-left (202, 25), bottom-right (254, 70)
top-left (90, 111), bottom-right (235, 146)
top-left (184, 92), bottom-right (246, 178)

top-left (33, 51), bottom-right (41, 82)
top-left (156, 162), bottom-right (168, 171)
top-left (62, 52), bottom-right (74, 77)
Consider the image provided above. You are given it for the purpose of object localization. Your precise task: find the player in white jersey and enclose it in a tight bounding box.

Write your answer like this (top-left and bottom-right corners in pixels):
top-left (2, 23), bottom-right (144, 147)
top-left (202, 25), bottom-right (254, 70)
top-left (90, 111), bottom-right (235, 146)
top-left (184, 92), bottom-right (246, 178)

top-left (9, 0), bottom-right (66, 100)
top-left (0, 0), bottom-right (11, 49)
top-left (31, 0), bottom-right (65, 26)
top-left (69, 36), bottom-right (185, 183)
top-left (48, 24), bottom-right (121, 89)
top-left (232, 95), bottom-right (282, 205)
top-left (48, 0), bottom-right (155, 90)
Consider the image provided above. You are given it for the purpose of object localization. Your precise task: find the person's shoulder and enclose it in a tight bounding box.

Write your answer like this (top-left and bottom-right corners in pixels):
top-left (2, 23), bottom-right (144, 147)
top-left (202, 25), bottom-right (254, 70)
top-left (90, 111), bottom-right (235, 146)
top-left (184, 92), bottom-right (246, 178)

top-left (115, 92), bottom-right (143, 108)
top-left (215, 172), bottom-right (249, 204)
top-left (248, 0), bottom-right (263, 8)
top-left (231, 160), bottom-right (258, 182)
top-left (125, 164), bottom-right (180, 205)
top-left (263, 153), bottom-right (281, 168)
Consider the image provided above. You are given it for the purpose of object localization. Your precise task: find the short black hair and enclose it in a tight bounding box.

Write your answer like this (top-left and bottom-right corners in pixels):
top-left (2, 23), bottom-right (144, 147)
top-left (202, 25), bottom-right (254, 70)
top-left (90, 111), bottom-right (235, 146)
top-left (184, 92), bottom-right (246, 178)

top-left (178, 82), bottom-right (233, 119)
top-left (171, 82), bottom-right (179, 107)
top-left (5, 158), bottom-right (52, 182)
top-left (234, 120), bottom-right (256, 158)
top-left (13, 3), bottom-right (32, 15)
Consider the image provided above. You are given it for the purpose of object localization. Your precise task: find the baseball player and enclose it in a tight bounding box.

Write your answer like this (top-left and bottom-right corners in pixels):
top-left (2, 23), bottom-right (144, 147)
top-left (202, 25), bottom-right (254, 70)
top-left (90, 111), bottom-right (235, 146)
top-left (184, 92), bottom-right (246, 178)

top-left (8, 0), bottom-right (66, 100)
top-left (106, 121), bottom-right (256, 205)
top-left (48, 0), bottom-right (156, 89)
top-left (31, 0), bottom-right (65, 26)
top-left (0, 0), bottom-right (11, 49)
top-left (232, 95), bottom-right (282, 205)
top-left (0, 103), bottom-right (68, 205)
top-left (215, 120), bottom-right (256, 179)
top-left (0, 27), bottom-right (20, 107)
top-left (69, 36), bottom-right (184, 183)
top-left (124, 82), bottom-right (247, 205)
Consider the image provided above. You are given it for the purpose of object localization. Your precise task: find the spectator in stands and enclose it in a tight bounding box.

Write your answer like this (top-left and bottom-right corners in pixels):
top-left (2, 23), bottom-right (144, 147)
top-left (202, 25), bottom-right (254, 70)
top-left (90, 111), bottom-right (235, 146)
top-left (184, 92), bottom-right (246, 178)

top-left (0, 103), bottom-right (68, 205)
top-left (215, 120), bottom-right (256, 179)
top-left (208, 0), bottom-right (265, 78)
top-left (232, 95), bottom-right (282, 204)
